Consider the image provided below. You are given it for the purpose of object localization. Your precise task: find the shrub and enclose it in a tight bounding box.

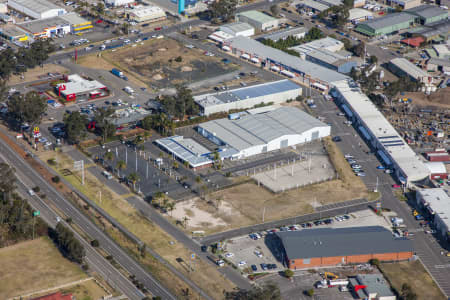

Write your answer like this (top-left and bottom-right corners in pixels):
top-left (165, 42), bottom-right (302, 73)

top-left (284, 269), bottom-right (294, 278)
top-left (52, 176), bottom-right (60, 183)
top-left (175, 56), bottom-right (182, 62)
top-left (32, 186), bottom-right (40, 193)
top-left (369, 258), bottom-right (380, 266)
top-left (91, 239), bottom-right (100, 247)
top-left (47, 158), bottom-right (57, 166)
top-left (306, 289), bottom-right (314, 297)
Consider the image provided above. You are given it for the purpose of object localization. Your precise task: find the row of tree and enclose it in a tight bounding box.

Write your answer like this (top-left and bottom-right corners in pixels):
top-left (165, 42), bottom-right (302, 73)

top-left (49, 222), bottom-right (85, 264)
top-left (0, 40), bottom-right (54, 80)
top-left (260, 28), bottom-right (324, 56)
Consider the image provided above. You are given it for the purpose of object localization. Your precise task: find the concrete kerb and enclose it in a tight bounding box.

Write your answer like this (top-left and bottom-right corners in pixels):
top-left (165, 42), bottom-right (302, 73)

top-left (201, 198), bottom-right (377, 245)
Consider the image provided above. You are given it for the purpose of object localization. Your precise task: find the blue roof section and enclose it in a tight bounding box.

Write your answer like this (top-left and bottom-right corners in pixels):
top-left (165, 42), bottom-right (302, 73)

top-left (341, 104), bottom-right (353, 117)
top-left (231, 80), bottom-right (301, 100)
top-left (155, 136), bottom-right (213, 168)
top-left (359, 126), bottom-right (371, 140)
top-left (377, 150), bottom-right (392, 165)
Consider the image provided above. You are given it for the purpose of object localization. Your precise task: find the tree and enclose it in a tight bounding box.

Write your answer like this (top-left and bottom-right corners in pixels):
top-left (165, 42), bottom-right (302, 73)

top-left (284, 269), bottom-right (294, 278)
top-left (0, 163), bottom-right (16, 202)
top-left (305, 27), bottom-right (324, 41)
top-left (306, 289), bottom-right (314, 297)
top-left (343, 0), bottom-right (354, 7)
top-left (63, 111), bottom-right (88, 144)
top-left (370, 55), bottom-right (378, 65)
top-left (224, 282), bottom-right (281, 300)
top-left (369, 258), bottom-right (380, 266)
top-left (341, 38), bottom-right (352, 51)
top-left (8, 91), bottom-right (47, 128)
top-left (182, 216), bottom-right (190, 229)
top-left (208, 0), bottom-right (238, 23)
top-left (401, 283), bottom-right (417, 300)
top-left (167, 202), bottom-right (175, 216)
top-left (90, 239), bottom-right (99, 247)
top-left (353, 41), bottom-right (366, 58)
top-left (51, 223), bottom-right (85, 264)
top-left (94, 107), bottom-right (115, 142)
top-left (173, 161), bottom-right (179, 169)
top-left (270, 4), bottom-right (280, 17)
top-left (127, 172), bottom-right (139, 190)
top-left (104, 151), bottom-right (114, 162)
top-left (116, 160), bottom-right (126, 177)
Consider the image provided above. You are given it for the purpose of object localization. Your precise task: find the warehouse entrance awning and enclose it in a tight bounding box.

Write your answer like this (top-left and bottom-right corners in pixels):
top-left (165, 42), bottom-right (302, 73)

top-left (341, 104), bottom-right (353, 118)
top-left (358, 126), bottom-right (371, 140)
top-left (377, 150), bottom-right (392, 165)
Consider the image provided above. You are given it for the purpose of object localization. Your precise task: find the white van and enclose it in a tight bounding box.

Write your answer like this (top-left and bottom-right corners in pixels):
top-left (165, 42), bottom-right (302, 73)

top-left (102, 171), bottom-right (113, 179)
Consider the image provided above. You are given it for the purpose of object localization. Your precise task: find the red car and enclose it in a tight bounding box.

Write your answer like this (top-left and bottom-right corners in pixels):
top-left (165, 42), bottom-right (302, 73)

top-left (154, 27), bottom-right (162, 31)
top-left (392, 184), bottom-right (401, 188)
top-left (96, 19), bottom-right (103, 23)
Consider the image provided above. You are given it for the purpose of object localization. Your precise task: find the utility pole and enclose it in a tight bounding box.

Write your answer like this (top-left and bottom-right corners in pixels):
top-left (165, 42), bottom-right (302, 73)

top-left (125, 147), bottom-right (128, 165)
top-left (135, 153), bottom-right (138, 172)
top-left (98, 190), bottom-right (102, 203)
top-left (262, 206), bottom-right (266, 223)
top-left (146, 162), bottom-right (149, 179)
top-left (375, 176), bottom-right (379, 193)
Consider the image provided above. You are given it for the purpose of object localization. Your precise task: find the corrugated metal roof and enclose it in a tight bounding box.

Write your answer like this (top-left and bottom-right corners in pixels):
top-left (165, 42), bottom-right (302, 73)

top-left (226, 36), bottom-right (348, 84)
top-left (390, 57), bottom-right (429, 79)
top-left (257, 27), bottom-right (307, 42)
top-left (155, 136), bottom-right (213, 168)
top-left (358, 12), bottom-right (415, 30)
top-left (220, 22), bottom-right (254, 33)
top-left (198, 107), bottom-right (327, 151)
top-left (8, 0), bottom-right (60, 14)
top-left (236, 10), bottom-right (277, 24)
top-left (276, 226), bottom-right (413, 260)
top-left (406, 4), bottom-right (448, 19)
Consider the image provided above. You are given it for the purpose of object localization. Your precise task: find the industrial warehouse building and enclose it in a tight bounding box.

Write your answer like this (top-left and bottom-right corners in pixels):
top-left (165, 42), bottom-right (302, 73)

top-left (219, 22), bottom-right (255, 37)
top-left (290, 37), bottom-right (344, 54)
top-left (388, 0), bottom-right (421, 10)
top-left (416, 189), bottom-right (450, 241)
top-left (388, 57), bottom-right (433, 84)
top-left (303, 49), bottom-right (359, 74)
top-left (223, 36), bottom-right (348, 93)
top-left (0, 25), bottom-right (28, 42)
top-left (331, 79), bottom-right (429, 184)
top-left (405, 5), bottom-right (449, 25)
top-left (348, 8), bottom-right (373, 24)
top-left (7, 0), bottom-right (66, 19)
top-left (197, 107), bottom-right (330, 160)
top-left (276, 226), bottom-right (413, 269)
top-left (355, 13), bottom-right (415, 36)
top-left (155, 136), bottom-right (213, 170)
top-left (194, 80), bottom-right (302, 116)
top-left (349, 274), bottom-right (396, 300)
top-left (56, 75), bottom-right (108, 102)
top-left (257, 27), bottom-right (307, 42)
top-left (126, 5), bottom-right (166, 23)
top-left (235, 10), bottom-right (278, 31)
top-left (17, 13), bottom-right (92, 39)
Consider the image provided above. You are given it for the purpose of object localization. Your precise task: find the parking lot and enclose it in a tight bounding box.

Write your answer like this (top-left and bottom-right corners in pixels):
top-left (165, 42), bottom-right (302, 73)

top-left (222, 209), bottom-right (391, 274)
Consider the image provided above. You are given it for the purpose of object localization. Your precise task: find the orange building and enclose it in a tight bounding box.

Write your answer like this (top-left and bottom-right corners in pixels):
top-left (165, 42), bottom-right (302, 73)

top-left (276, 226), bottom-right (413, 270)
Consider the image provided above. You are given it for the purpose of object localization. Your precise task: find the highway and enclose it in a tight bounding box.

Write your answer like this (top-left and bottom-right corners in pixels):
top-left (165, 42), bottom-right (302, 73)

top-left (0, 133), bottom-right (177, 300)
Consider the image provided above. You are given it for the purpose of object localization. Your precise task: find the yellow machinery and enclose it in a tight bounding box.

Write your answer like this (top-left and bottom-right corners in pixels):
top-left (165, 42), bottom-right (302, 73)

top-left (323, 272), bottom-right (339, 280)
top-left (413, 210), bottom-right (419, 217)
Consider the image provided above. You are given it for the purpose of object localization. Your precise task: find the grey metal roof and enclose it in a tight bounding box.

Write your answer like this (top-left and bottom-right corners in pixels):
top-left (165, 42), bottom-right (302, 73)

top-left (236, 10), bottom-right (277, 24)
top-left (18, 16), bottom-right (69, 33)
top-left (349, 274), bottom-right (395, 298)
top-left (154, 136), bottom-right (213, 168)
top-left (257, 27), bottom-right (307, 42)
top-left (390, 57), bottom-right (429, 79)
top-left (406, 5), bottom-right (448, 19)
top-left (226, 36), bottom-right (348, 84)
top-left (276, 226), bottom-right (413, 260)
top-left (428, 57), bottom-right (450, 67)
top-left (194, 80), bottom-right (301, 108)
top-left (8, 0), bottom-right (60, 14)
top-left (306, 49), bottom-right (346, 64)
top-left (220, 22), bottom-right (254, 33)
top-left (359, 13), bottom-right (415, 30)
top-left (198, 107), bottom-right (328, 151)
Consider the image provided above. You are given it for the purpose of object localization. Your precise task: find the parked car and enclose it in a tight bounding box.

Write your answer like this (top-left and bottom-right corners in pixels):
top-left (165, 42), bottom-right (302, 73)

top-left (225, 252), bottom-right (234, 258)
top-left (251, 264), bottom-right (258, 272)
top-left (332, 136), bottom-right (342, 142)
top-left (392, 184), bottom-right (401, 188)
top-left (376, 165), bottom-right (385, 170)
top-left (238, 261), bottom-right (247, 267)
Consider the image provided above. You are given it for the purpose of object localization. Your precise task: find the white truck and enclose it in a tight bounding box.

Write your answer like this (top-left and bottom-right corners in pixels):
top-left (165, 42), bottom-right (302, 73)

top-left (123, 86), bottom-right (134, 95)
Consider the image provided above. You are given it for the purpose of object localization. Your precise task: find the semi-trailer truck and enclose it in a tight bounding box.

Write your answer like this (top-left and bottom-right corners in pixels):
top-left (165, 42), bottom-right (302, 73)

top-left (111, 68), bottom-right (125, 79)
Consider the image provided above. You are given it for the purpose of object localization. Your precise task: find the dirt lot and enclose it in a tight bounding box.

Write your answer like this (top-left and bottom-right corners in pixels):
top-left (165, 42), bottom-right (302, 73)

top-left (38, 150), bottom-right (236, 299)
top-left (0, 237), bottom-right (86, 299)
top-left (8, 64), bottom-right (69, 85)
top-left (171, 139), bottom-right (369, 234)
top-left (380, 260), bottom-right (446, 300)
top-left (401, 88), bottom-right (450, 108)
top-left (100, 38), bottom-right (237, 88)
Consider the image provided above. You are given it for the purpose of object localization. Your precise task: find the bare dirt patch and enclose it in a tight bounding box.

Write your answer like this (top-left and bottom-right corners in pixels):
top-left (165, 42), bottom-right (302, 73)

top-left (8, 64), bottom-right (69, 85)
top-left (401, 88), bottom-right (450, 108)
top-left (0, 237), bottom-right (86, 299)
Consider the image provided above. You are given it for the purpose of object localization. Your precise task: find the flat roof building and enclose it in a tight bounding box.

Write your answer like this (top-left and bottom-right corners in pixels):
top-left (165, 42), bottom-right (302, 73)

top-left (405, 5), bottom-right (449, 25)
top-left (109, 107), bottom-right (151, 127)
top-left (219, 22), bottom-right (254, 37)
top-left (331, 79), bottom-right (429, 184)
top-left (348, 8), bottom-right (373, 24)
top-left (355, 12), bottom-right (415, 36)
top-left (289, 36), bottom-right (344, 54)
top-left (8, 0), bottom-right (66, 20)
top-left (257, 26), bottom-right (307, 41)
top-left (155, 136), bottom-right (213, 170)
top-left (295, 0), bottom-right (330, 12)
top-left (194, 80), bottom-right (302, 116)
top-left (224, 36), bottom-right (349, 92)
top-left (56, 74), bottom-right (108, 102)
top-left (388, 0), bottom-right (421, 10)
top-left (349, 274), bottom-right (396, 300)
top-left (389, 57), bottom-right (433, 84)
top-left (197, 107), bottom-right (330, 159)
top-left (305, 49), bottom-right (359, 73)
top-left (416, 189), bottom-right (450, 241)
top-left (235, 10), bottom-right (278, 31)
top-left (126, 5), bottom-right (166, 23)
top-left (276, 226), bottom-right (413, 269)
top-left (0, 25), bottom-right (28, 41)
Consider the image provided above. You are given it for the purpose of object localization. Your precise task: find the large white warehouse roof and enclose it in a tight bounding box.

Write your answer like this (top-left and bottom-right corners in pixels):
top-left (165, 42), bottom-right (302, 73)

top-left (332, 79), bottom-right (429, 182)
top-left (8, 0), bottom-right (60, 14)
top-left (198, 107), bottom-right (329, 151)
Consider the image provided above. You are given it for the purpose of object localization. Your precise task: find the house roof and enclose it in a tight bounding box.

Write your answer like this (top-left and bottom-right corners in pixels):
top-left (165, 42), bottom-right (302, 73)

top-left (276, 226), bottom-right (413, 260)
top-left (198, 107), bottom-right (328, 151)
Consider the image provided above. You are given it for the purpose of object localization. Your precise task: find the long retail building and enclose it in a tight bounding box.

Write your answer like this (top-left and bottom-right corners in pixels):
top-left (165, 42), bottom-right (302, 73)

top-left (331, 79), bottom-right (429, 184)
top-left (197, 106), bottom-right (330, 159)
top-left (276, 226), bottom-right (413, 269)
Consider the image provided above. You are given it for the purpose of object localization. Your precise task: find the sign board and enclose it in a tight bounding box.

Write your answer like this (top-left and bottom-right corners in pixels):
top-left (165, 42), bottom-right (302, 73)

top-left (376, 202), bottom-right (381, 208)
top-left (191, 253), bottom-right (196, 259)
top-left (33, 210), bottom-right (40, 216)
top-left (33, 127), bottom-right (40, 134)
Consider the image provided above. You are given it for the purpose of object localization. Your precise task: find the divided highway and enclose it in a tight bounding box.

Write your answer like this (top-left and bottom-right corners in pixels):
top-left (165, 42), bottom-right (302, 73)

top-left (0, 134), bottom-right (176, 300)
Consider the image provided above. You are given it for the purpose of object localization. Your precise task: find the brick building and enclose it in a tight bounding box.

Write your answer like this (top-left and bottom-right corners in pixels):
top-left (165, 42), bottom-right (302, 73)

top-left (276, 226), bottom-right (413, 269)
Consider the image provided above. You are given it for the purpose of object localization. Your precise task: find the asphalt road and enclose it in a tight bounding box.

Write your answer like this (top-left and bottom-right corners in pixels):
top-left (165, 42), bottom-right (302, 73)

top-left (0, 152), bottom-right (145, 300)
top-left (0, 134), bottom-right (177, 300)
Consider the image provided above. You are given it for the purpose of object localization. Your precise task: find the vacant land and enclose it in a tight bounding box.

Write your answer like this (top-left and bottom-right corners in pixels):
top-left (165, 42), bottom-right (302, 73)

top-left (380, 260), bottom-right (446, 300)
top-left (0, 237), bottom-right (86, 299)
top-left (8, 64), bottom-right (69, 85)
top-left (23, 279), bottom-right (108, 300)
top-left (402, 88), bottom-right (450, 108)
top-left (39, 151), bottom-right (235, 299)
top-left (101, 38), bottom-right (237, 88)
top-left (172, 139), bottom-right (369, 234)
